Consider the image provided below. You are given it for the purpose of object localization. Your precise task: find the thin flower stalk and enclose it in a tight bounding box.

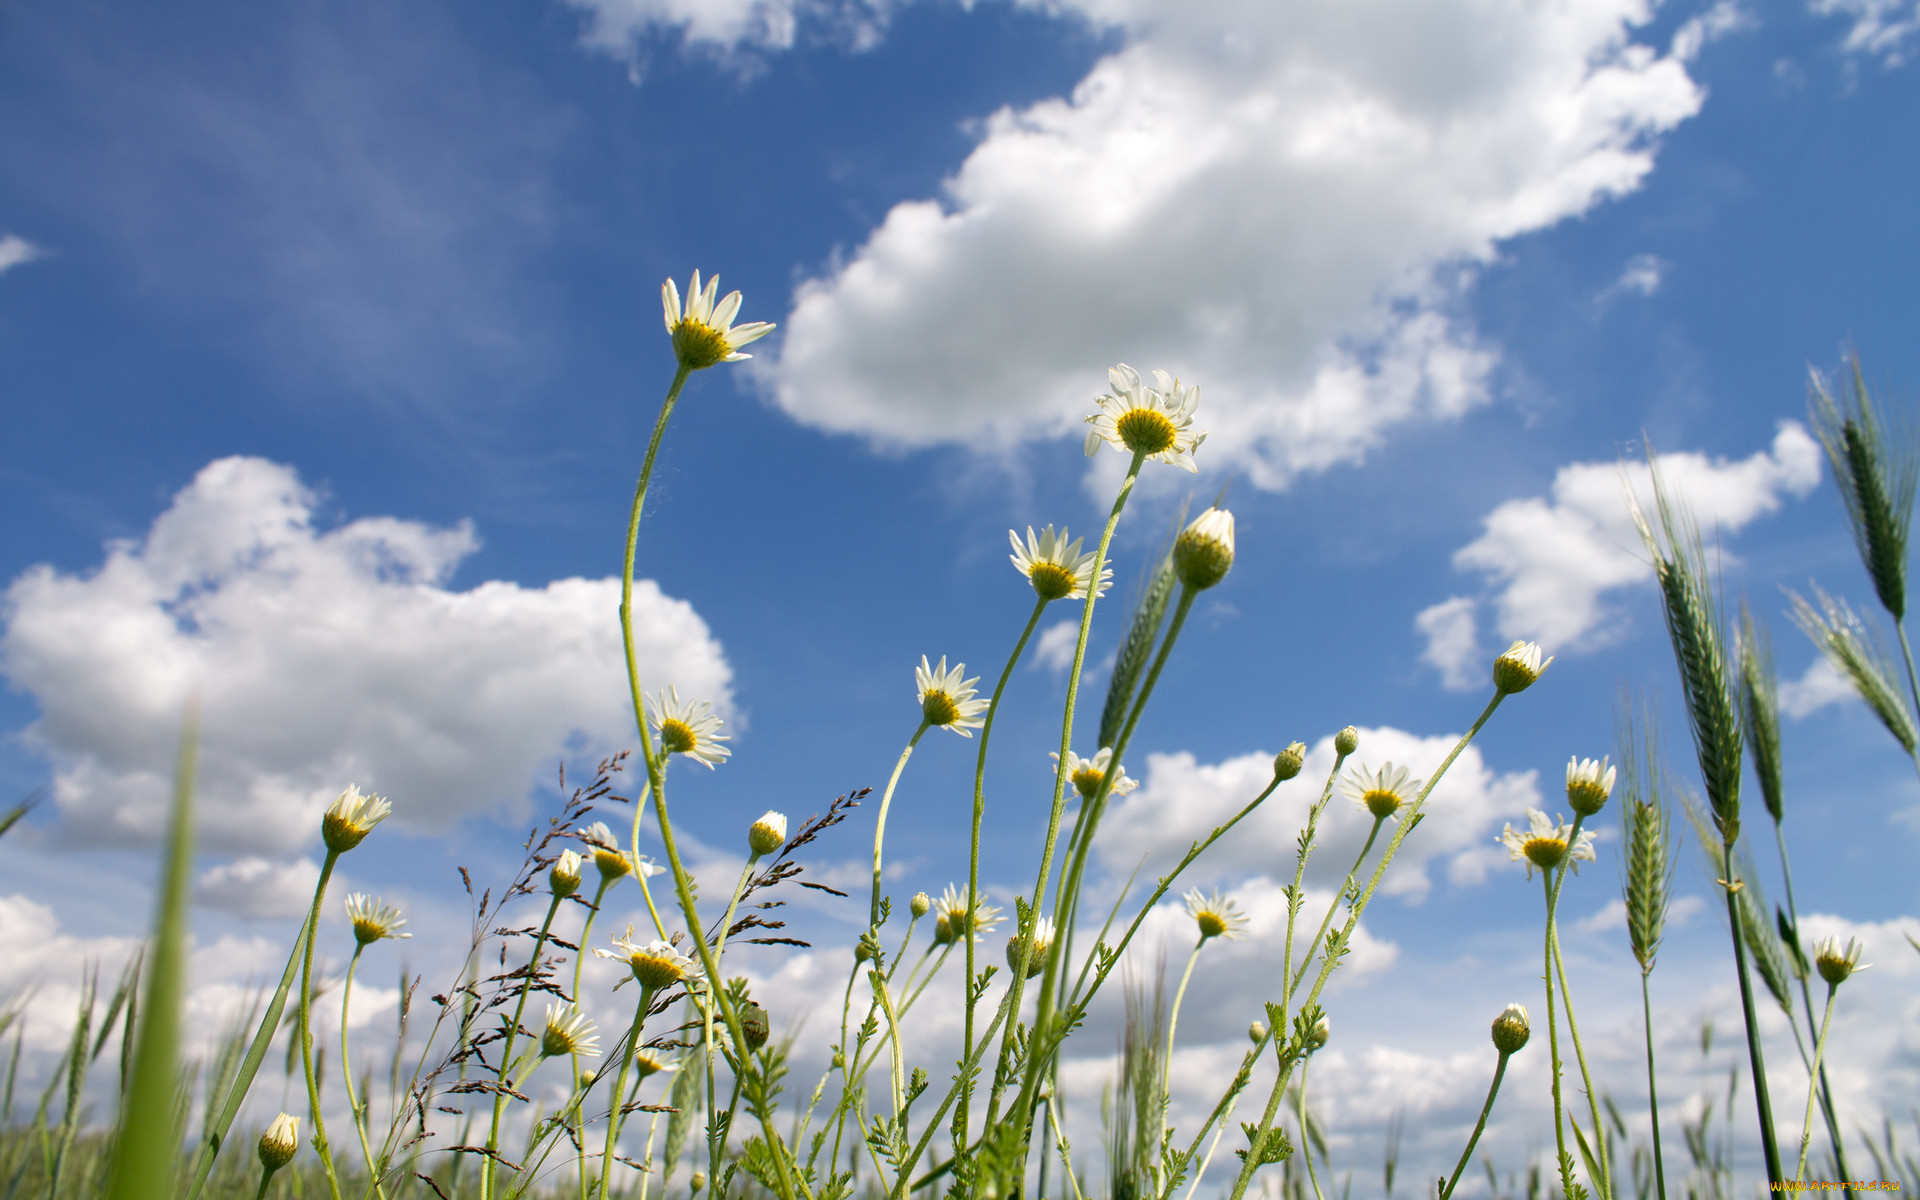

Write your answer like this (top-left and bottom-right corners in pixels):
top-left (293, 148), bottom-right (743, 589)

top-left (595, 984), bottom-right (660, 1200)
top-left (1287, 814), bottom-right (1386, 1000)
top-left (482, 890), bottom-right (566, 1200)
top-left (872, 722), bottom-right (930, 931)
top-left (1796, 982), bottom-right (1843, 1184)
top-left (1227, 690), bottom-right (1508, 1200)
top-left (1278, 743), bottom-right (1356, 1025)
top-left (1441, 1050), bottom-right (1518, 1199)
top-left (1296, 1061), bottom-right (1328, 1200)
top-left (340, 943), bottom-right (389, 1200)
top-left (298, 847), bottom-right (347, 1200)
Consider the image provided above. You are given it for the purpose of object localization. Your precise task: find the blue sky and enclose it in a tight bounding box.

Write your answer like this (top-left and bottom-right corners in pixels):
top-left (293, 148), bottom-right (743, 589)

top-left (2, 0), bottom-right (1918, 1192)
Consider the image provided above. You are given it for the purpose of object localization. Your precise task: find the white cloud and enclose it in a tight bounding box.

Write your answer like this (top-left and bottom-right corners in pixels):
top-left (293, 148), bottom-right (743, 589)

top-left (1671, 1), bottom-right (1756, 62)
top-left (1812, 0), bottom-right (1920, 66)
top-left (195, 855), bottom-right (323, 919)
top-left (1032, 617), bottom-right (1080, 674)
top-left (741, 0), bottom-right (1700, 489)
top-left (1, 456), bottom-right (732, 854)
top-left (1779, 654), bottom-right (1856, 717)
top-left (566, 0), bottom-right (895, 60)
top-left (1420, 423), bottom-right (1821, 675)
top-left (0, 234), bottom-right (41, 275)
top-left (1094, 727), bottom-right (1543, 902)
top-left (1599, 251), bottom-right (1668, 302)
top-left (1415, 595), bottom-right (1482, 691)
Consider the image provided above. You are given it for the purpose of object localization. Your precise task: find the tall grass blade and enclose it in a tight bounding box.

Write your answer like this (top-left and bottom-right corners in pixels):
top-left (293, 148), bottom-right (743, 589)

top-left (1788, 586), bottom-right (1918, 754)
top-left (0, 792), bottom-right (39, 842)
top-left (105, 710), bottom-right (196, 1200)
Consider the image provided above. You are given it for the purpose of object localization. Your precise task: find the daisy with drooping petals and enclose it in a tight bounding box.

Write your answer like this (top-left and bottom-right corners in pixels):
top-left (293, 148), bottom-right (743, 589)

top-left (595, 925), bottom-right (697, 990)
top-left (916, 656), bottom-right (990, 735)
top-left (662, 271), bottom-right (775, 370)
top-left (322, 784), bottom-right (392, 853)
top-left (1498, 809), bottom-right (1597, 878)
top-left (1049, 747), bottom-right (1137, 801)
top-left (344, 894), bottom-right (409, 946)
top-left (647, 686), bottom-right (731, 768)
top-left (931, 883), bottom-right (1004, 945)
top-left (539, 1002), bottom-right (601, 1059)
top-left (1083, 364), bottom-right (1206, 471)
top-left (1183, 887), bottom-right (1248, 942)
top-left (1009, 525), bottom-right (1111, 602)
top-left (1341, 762), bottom-right (1422, 822)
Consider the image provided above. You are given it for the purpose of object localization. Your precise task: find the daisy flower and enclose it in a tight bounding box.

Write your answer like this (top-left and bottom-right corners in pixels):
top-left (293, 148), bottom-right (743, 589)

top-left (1009, 525), bottom-right (1111, 602)
top-left (916, 656), bottom-right (990, 735)
top-left (549, 849), bottom-right (583, 898)
top-left (595, 925), bottom-right (697, 990)
top-left (662, 270), bottom-right (775, 370)
top-left (1813, 936), bottom-right (1869, 986)
top-left (1083, 363), bottom-right (1206, 471)
top-left (1006, 916), bottom-right (1056, 978)
top-left (1341, 762), bottom-right (1421, 822)
top-left (1172, 508), bottom-right (1235, 590)
top-left (648, 686), bottom-right (731, 768)
top-left (1565, 756), bottom-right (1616, 816)
top-left (1493, 640), bottom-right (1553, 694)
top-left (1497, 810), bottom-right (1597, 878)
top-left (1049, 747), bottom-right (1138, 801)
top-left (931, 883), bottom-right (1004, 946)
top-left (1183, 887), bottom-right (1248, 942)
top-left (323, 784), bottom-right (391, 854)
top-left (258, 1114), bottom-right (300, 1173)
top-left (344, 894), bottom-right (409, 946)
top-left (539, 1002), bottom-right (600, 1059)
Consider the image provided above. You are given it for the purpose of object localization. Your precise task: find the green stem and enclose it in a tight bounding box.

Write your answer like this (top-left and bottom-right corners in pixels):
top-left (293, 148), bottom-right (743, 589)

top-left (1796, 985), bottom-right (1841, 1183)
top-left (299, 849), bottom-right (345, 1200)
top-left (254, 1169), bottom-right (277, 1200)
top-left (1542, 871), bottom-right (1574, 1200)
top-left (972, 450), bottom-right (1146, 1157)
top-left (1289, 817), bottom-right (1383, 1000)
top-left (1640, 972), bottom-right (1669, 1200)
top-left (596, 984), bottom-right (659, 1200)
top-left (340, 945), bottom-right (389, 1200)
top-left (1276, 749), bottom-right (1354, 1028)
top-left (958, 597), bottom-right (1049, 1146)
top-left (1546, 821), bottom-right (1609, 1200)
top-left (1163, 938), bottom-right (1205, 1115)
top-left (1439, 1053), bottom-right (1510, 1200)
top-left (574, 876), bottom-right (615, 1200)
top-left (484, 893), bottom-right (564, 1200)
top-left (873, 724), bottom-right (930, 930)
top-left (1722, 839), bottom-right (1786, 1186)
top-left (1297, 1056), bottom-right (1326, 1200)
top-left (1772, 821), bottom-right (1855, 1197)
top-left (619, 361), bottom-right (694, 781)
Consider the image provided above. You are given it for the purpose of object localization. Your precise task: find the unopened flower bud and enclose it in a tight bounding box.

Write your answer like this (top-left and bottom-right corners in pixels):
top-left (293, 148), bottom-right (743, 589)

top-left (910, 892), bottom-right (931, 918)
top-left (1493, 640), bottom-right (1552, 695)
top-left (691, 1173), bottom-right (707, 1193)
top-left (1335, 726), bottom-right (1359, 756)
top-left (1248, 1021), bottom-right (1268, 1044)
top-left (549, 850), bottom-right (583, 898)
top-left (258, 1112), bottom-right (300, 1173)
top-left (739, 1002), bottom-right (770, 1051)
top-left (1491, 1003), bottom-right (1530, 1054)
top-left (1272, 742), bottom-right (1306, 782)
top-left (1303, 1016), bottom-right (1330, 1052)
top-left (1172, 508), bottom-right (1236, 590)
top-left (748, 810), bottom-right (788, 858)
top-left (1565, 756), bottom-right (1615, 817)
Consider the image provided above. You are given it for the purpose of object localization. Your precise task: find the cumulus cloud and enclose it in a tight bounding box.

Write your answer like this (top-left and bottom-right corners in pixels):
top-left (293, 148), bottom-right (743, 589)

top-left (1, 456), bottom-right (731, 853)
top-left (1671, 1), bottom-right (1756, 62)
top-left (1095, 727), bottom-right (1542, 902)
top-left (195, 855), bottom-right (323, 919)
top-left (1812, 0), bottom-right (1920, 66)
top-left (1032, 618), bottom-right (1080, 674)
top-left (1598, 251), bottom-right (1668, 303)
top-left (731, 0), bottom-right (1702, 489)
top-left (0, 234), bottom-right (41, 275)
top-left (1417, 423), bottom-right (1821, 684)
top-left (1415, 595), bottom-right (1482, 691)
top-left (567, 0), bottom-right (896, 58)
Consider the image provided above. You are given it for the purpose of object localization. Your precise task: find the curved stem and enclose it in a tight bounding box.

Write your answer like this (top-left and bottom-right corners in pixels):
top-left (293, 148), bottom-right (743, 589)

top-left (1289, 817), bottom-right (1383, 998)
top-left (574, 877), bottom-right (615, 1200)
top-left (1277, 749), bottom-right (1355, 1026)
top-left (872, 725), bottom-right (930, 930)
top-left (1296, 1055), bottom-right (1326, 1200)
top-left (341, 944), bottom-right (388, 1200)
top-left (596, 984), bottom-right (660, 1200)
top-left (1641, 972), bottom-right (1669, 1200)
top-left (1163, 939), bottom-right (1206, 1125)
top-left (1542, 871), bottom-right (1574, 1200)
top-left (620, 362), bottom-right (694, 783)
top-left (1546, 830), bottom-right (1609, 1200)
top-left (958, 597), bottom-right (1049, 1146)
top-left (299, 849), bottom-right (345, 1200)
top-left (1440, 1053), bottom-right (1510, 1200)
top-left (1796, 985), bottom-right (1840, 1183)
top-left (484, 893), bottom-right (564, 1200)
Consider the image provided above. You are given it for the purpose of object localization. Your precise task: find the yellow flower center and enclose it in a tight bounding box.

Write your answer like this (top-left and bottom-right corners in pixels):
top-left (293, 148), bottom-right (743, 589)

top-left (1567, 781), bottom-right (1608, 816)
top-left (1116, 407), bottom-right (1178, 455)
top-left (1523, 836), bottom-right (1568, 871)
top-left (1071, 766), bottom-right (1106, 799)
top-left (922, 690), bottom-right (961, 726)
top-left (542, 1024), bottom-right (579, 1058)
top-left (633, 1051), bottom-right (667, 1078)
top-left (659, 718), bottom-right (697, 755)
top-left (322, 812), bottom-right (373, 853)
top-left (629, 951), bottom-right (687, 990)
top-left (1195, 910), bottom-right (1229, 939)
top-left (671, 320), bottom-right (732, 370)
top-left (1363, 789), bottom-right (1403, 820)
top-left (351, 918), bottom-right (386, 945)
top-left (594, 848), bottom-right (631, 880)
top-left (1028, 561), bottom-right (1077, 601)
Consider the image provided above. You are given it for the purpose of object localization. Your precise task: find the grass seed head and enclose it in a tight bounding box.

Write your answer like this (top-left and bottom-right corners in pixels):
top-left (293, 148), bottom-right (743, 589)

top-left (1809, 352), bottom-right (1917, 621)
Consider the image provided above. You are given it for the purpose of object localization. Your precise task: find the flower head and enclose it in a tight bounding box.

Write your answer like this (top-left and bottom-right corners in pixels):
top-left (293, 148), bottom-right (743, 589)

top-left (1342, 762), bottom-right (1421, 822)
top-left (738, 1001), bottom-right (771, 1051)
top-left (748, 811), bottom-right (788, 858)
top-left (549, 849), bottom-right (583, 898)
top-left (1565, 756), bottom-right (1616, 817)
top-left (633, 1049), bottom-right (675, 1078)
top-left (595, 925), bottom-right (696, 990)
top-left (344, 894), bottom-right (410, 946)
top-left (259, 1113), bottom-right (300, 1173)
top-left (1173, 508), bottom-right (1236, 590)
top-left (931, 884), bottom-right (1003, 946)
top-left (1335, 726), bottom-right (1360, 755)
top-left (1272, 742), bottom-right (1307, 782)
top-left (1498, 810), bottom-right (1597, 878)
top-left (1491, 1003), bottom-right (1530, 1054)
top-left (648, 687), bottom-right (731, 768)
top-left (1813, 936), bottom-right (1869, 986)
top-left (322, 784), bottom-right (391, 854)
top-left (910, 891), bottom-right (931, 918)
top-left (916, 656), bottom-right (990, 735)
top-left (1010, 525), bottom-right (1112, 602)
top-left (581, 821), bottom-right (644, 883)
top-left (1049, 747), bottom-right (1137, 802)
top-left (1493, 641), bottom-right (1553, 695)
top-left (1183, 888), bottom-right (1248, 942)
top-left (662, 270), bottom-right (775, 370)
top-left (1084, 364), bottom-right (1206, 471)
top-left (540, 1002), bottom-right (600, 1059)
top-left (1006, 916), bottom-right (1055, 978)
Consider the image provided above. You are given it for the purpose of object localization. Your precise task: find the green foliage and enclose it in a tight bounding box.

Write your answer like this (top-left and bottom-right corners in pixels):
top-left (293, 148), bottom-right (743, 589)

top-left (1788, 586), bottom-right (1918, 755)
top-left (1808, 350), bottom-right (1917, 622)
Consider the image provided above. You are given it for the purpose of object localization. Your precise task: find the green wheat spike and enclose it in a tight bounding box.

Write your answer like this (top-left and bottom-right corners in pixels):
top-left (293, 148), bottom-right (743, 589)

top-left (1788, 585), bottom-right (1919, 753)
top-left (1737, 606), bottom-right (1786, 827)
top-left (1809, 350), bottom-right (1918, 622)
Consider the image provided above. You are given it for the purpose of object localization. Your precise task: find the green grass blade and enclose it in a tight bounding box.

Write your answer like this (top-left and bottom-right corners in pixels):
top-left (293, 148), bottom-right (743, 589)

top-left (105, 710), bottom-right (197, 1200)
top-left (0, 791), bottom-right (39, 842)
